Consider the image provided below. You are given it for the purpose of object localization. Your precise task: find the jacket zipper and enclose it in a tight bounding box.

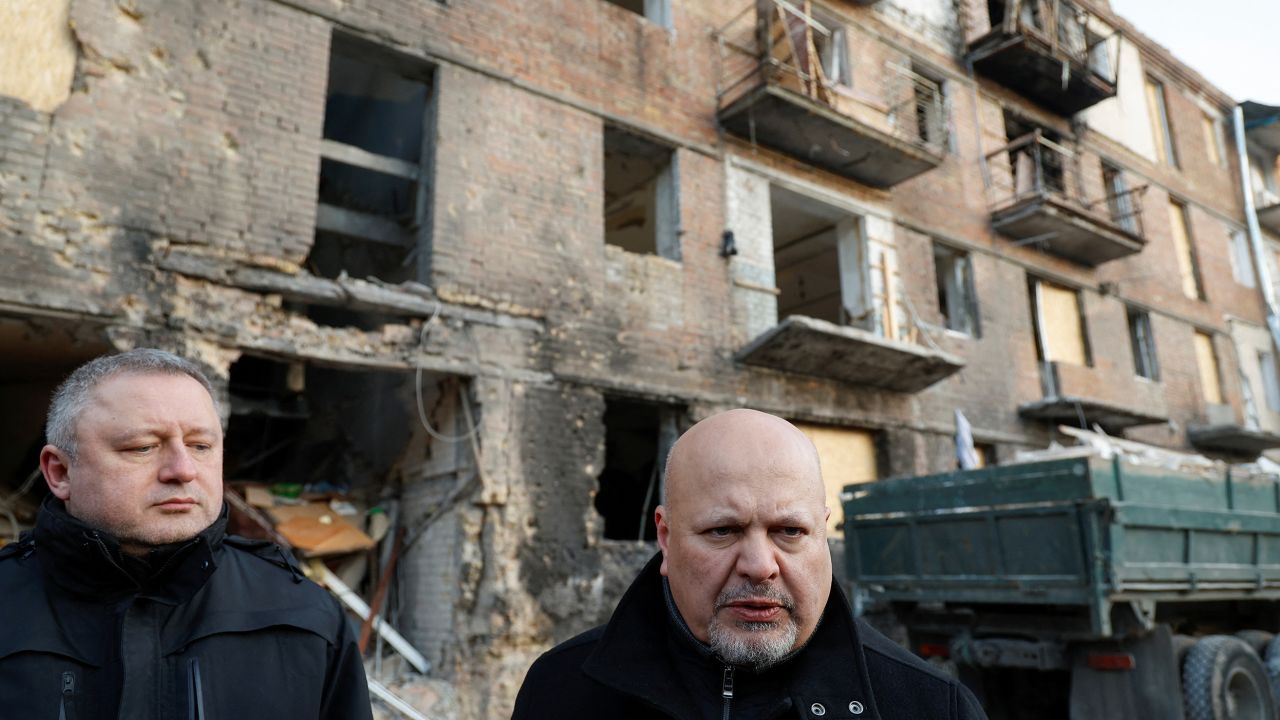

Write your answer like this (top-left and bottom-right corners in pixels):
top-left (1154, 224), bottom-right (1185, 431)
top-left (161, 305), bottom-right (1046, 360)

top-left (58, 670), bottom-right (75, 720)
top-left (187, 657), bottom-right (206, 720)
top-left (721, 665), bottom-right (734, 720)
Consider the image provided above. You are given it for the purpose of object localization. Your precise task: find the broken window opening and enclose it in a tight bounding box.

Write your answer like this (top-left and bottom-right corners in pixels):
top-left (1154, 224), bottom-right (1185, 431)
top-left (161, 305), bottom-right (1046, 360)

top-left (933, 242), bottom-right (980, 337)
top-left (770, 185), bottom-right (888, 335)
top-left (1126, 307), bottom-right (1158, 381)
top-left (973, 442), bottom-right (997, 469)
top-left (813, 13), bottom-right (851, 89)
top-left (0, 316), bottom-right (113, 544)
top-left (308, 34), bottom-right (435, 284)
top-left (603, 125), bottom-right (681, 260)
top-left (594, 398), bottom-right (681, 541)
top-left (1100, 162), bottom-right (1139, 235)
top-left (224, 355), bottom-right (418, 494)
top-left (911, 64), bottom-right (946, 150)
top-left (603, 0), bottom-right (672, 28)
top-left (1004, 112), bottom-right (1066, 196)
top-left (1229, 228), bottom-right (1256, 288)
top-left (1260, 351), bottom-right (1280, 414)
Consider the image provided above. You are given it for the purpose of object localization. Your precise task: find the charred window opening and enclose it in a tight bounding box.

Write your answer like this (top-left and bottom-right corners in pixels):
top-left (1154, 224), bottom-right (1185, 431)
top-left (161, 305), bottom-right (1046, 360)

top-left (0, 317), bottom-right (112, 543)
top-left (594, 398), bottom-right (680, 541)
top-left (1004, 111), bottom-right (1065, 195)
top-left (223, 355), bottom-right (417, 494)
top-left (603, 126), bottom-right (681, 260)
top-left (770, 185), bottom-right (882, 333)
top-left (308, 34), bottom-right (435, 284)
top-left (604, 0), bottom-right (672, 27)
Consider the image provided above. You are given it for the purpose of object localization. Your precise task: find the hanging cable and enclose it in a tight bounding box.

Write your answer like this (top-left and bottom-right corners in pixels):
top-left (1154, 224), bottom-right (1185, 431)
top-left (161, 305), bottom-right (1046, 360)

top-left (414, 301), bottom-right (481, 443)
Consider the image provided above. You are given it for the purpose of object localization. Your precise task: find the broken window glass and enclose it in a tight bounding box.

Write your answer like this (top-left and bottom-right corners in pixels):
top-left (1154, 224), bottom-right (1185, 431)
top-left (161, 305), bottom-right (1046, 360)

top-left (933, 243), bottom-right (980, 336)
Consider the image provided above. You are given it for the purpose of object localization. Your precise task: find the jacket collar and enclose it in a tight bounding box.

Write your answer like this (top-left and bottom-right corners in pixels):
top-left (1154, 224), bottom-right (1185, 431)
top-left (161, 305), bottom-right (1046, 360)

top-left (33, 496), bottom-right (226, 605)
top-left (583, 553), bottom-right (882, 719)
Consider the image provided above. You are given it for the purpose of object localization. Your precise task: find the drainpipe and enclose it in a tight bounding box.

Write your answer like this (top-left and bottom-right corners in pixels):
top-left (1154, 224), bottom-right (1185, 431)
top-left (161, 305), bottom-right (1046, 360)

top-left (1233, 104), bottom-right (1280, 354)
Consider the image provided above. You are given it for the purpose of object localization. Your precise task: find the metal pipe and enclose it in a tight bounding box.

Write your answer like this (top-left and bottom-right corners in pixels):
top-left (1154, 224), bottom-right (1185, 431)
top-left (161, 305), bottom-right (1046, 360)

top-left (1233, 104), bottom-right (1280, 354)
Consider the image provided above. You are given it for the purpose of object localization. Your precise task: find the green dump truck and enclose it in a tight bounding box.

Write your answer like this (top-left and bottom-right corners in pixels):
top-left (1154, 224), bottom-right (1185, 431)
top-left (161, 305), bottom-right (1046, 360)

top-left (843, 453), bottom-right (1280, 720)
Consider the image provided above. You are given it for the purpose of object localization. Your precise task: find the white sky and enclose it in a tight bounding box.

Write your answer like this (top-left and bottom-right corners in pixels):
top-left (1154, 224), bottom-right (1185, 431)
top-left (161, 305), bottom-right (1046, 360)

top-left (1107, 0), bottom-right (1280, 104)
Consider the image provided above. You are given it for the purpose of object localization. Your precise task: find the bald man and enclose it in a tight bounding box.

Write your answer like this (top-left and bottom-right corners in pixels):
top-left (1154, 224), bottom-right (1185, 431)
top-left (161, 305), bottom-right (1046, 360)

top-left (514, 409), bottom-right (987, 719)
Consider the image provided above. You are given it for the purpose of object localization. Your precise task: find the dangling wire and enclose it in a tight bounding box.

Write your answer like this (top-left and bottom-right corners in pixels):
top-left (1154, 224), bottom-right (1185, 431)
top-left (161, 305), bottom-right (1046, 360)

top-left (415, 302), bottom-right (482, 443)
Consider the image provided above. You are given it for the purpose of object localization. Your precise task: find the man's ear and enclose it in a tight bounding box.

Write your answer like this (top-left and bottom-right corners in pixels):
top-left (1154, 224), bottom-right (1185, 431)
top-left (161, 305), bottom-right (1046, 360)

top-left (655, 505), bottom-right (671, 577)
top-left (40, 445), bottom-right (73, 501)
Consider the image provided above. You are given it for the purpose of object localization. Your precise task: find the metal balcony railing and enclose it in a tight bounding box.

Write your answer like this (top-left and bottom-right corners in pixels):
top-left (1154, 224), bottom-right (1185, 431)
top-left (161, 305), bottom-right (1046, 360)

top-left (992, 0), bottom-right (1119, 87)
top-left (714, 0), bottom-right (948, 157)
top-left (986, 131), bottom-right (1146, 238)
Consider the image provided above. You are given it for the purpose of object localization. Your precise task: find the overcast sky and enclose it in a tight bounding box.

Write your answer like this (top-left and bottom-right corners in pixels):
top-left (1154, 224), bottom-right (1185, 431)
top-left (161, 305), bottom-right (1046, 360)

top-left (1107, 0), bottom-right (1280, 105)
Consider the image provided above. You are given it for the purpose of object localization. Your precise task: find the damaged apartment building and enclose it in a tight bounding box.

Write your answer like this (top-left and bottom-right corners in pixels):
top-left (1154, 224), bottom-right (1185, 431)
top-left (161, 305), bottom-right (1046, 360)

top-left (2, 0), bottom-right (1279, 717)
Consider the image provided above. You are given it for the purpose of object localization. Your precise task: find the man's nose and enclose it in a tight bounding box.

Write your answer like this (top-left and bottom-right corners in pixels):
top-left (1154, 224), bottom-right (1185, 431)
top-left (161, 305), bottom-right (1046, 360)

top-left (735, 531), bottom-right (780, 583)
top-left (159, 442), bottom-right (199, 483)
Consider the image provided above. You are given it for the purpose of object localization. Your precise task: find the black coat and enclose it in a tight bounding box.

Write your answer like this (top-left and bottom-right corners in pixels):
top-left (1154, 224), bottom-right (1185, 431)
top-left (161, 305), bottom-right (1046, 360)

top-left (513, 554), bottom-right (987, 720)
top-left (0, 499), bottom-right (372, 720)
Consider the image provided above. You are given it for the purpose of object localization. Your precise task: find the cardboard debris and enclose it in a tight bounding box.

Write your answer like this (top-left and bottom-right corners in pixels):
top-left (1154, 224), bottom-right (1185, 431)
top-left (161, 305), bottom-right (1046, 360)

top-left (274, 502), bottom-right (374, 556)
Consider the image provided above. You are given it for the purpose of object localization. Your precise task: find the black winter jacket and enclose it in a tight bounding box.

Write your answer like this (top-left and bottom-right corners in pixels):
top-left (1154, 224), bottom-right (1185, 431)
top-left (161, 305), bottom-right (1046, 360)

top-left (0, 498), bottom-right (373, 720)
top-left (513, 554), bottom-right (987, 720)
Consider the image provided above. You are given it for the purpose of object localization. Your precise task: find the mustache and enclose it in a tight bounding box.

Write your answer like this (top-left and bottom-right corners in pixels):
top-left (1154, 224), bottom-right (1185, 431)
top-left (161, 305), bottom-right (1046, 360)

top-left (714, 582), bottom-right (796, 612)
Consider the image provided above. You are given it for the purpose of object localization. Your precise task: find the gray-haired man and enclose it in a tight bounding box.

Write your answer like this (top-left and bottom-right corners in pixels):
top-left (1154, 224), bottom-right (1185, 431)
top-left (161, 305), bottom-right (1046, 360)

top-left (0, 348), bottom-right (372, 719)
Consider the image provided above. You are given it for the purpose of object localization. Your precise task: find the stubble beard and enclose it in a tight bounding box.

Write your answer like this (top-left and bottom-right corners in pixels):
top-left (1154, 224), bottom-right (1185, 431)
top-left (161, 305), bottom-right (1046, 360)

top-left (707, 583), bottom-right (800, 668)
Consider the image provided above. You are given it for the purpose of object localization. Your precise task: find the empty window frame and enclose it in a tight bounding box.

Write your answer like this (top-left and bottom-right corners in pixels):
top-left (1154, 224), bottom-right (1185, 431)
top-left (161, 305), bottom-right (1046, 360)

top-left (793, 422), bottom-right (877, 534)
top-left (769, 186), bottom-right (891, 336)
top-left (1167, 199), bottom-right (1204, 300)
top-left (910, 63), bottom-right (946, 150)
top-left (1193, 330), bottom-right (1224, 405)
top-left (1126, 307), bottom-right (1158, 380)
top-left (1029, 277), bottom-right (1090, 367)
top-left (1101, 162), bottom-right (1138, 234)
top-left (594, 398), bottom-right (680, 541)
top-left (603, 0), bottom-right (672, 28)
top-left (933, 242), bottom-right (979, 336)
top-left (816, 19), bottom-right (851, 89)
top-left (1145, 76), bottom-right (1177, 167)
top-left (1229, 227), bottom-right (1256, 288)
top-left (1202, 112), bottom-right (1226, 168)
top-left (311, 35), bottom-right (434, 283)
top-left (1261, 351), bottom-right (1280, 413)
top-left (603, 126), bottom-right (681, 260)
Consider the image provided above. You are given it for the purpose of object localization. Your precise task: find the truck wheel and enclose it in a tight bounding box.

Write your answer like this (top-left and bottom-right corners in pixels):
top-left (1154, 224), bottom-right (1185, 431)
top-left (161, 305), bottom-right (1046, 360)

top-left (1175, 635), bottom-right (1198, 667)
top-left (1261, 635), bottom-right (1280, 710)
top-left (1236, 631), bottom-right (1275, 657)
top-left (1183, 635), bottom-right (1275, 720)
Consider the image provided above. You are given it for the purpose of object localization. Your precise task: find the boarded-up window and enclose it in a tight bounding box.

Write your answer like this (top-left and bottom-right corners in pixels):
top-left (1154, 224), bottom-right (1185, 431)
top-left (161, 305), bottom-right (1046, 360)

top-left (1145, 77), bottom-right (1177, 167)
top-left (1194, 331), bottom-right (1223, 405)
top-left (793, 423), bottom-right (877, 535)
top-left (1036, 280), bottom-right (1089, 366)
top-left (1168, 200), bottom-right (1204, 300)
top-left (1202, 113), bottom-right (1224, 167)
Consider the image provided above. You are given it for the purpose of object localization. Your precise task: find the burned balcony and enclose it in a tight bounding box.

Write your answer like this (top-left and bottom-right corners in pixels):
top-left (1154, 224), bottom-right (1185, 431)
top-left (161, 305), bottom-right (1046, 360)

top-left (968, 0), bottom-right (1118, 115)
top-left (736, 315), bottom-right (965, 392)
top-left (714, 0), bottom-right (947, 188)
top-left (987, 131), bottom-right (1147, 266)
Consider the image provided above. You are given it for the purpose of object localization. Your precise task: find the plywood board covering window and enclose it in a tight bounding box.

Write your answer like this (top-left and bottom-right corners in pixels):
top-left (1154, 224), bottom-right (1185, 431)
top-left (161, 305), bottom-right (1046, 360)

top-left (1167, 200), bottom-right (1202, 300)
top-left (1145, 77), bottom-right (1177, 167)
top-left (1202, 113), bottom-right (1223, 167)
top-left (1039, 282), bottom-right (1088, 366)
top-left (1194, 331), bottom-right (1224, 405)
top-left (794, 423), bottom-right (876, 535)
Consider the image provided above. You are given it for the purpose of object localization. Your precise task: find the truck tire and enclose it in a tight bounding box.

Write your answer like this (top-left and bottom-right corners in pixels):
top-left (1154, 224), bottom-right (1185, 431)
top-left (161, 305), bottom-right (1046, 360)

top-left (1261, 635), bottom-right (1280, 710)
top-left (1236, 631), bottom-right (1275, 657)
top-left (1183, 635), bottom-right (1275, 720)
